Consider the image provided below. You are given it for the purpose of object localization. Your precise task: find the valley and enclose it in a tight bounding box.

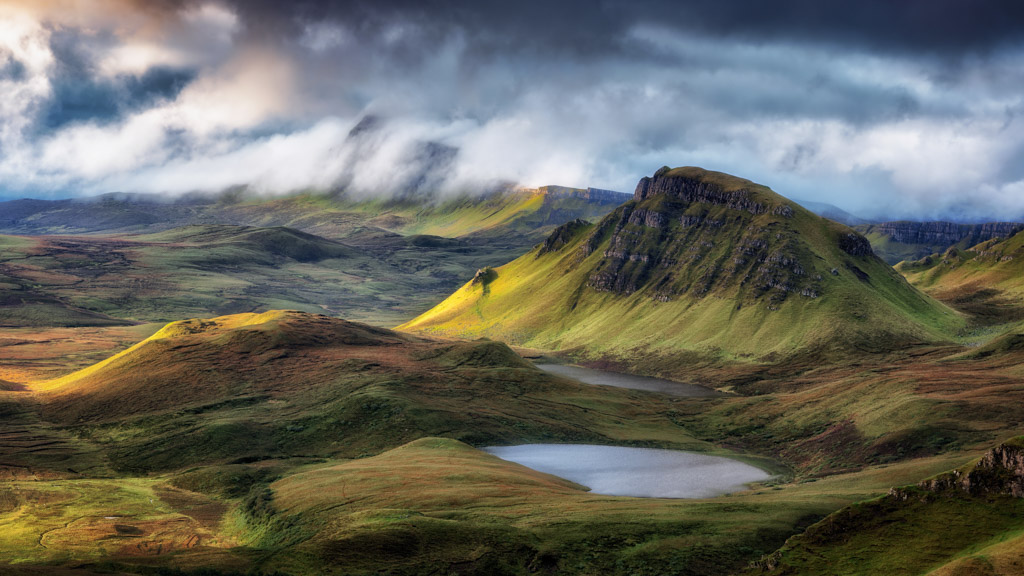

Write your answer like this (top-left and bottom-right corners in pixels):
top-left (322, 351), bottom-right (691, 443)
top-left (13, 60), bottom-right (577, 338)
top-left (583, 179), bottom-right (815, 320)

top-left (1, 168), bottom-right (1024, 575)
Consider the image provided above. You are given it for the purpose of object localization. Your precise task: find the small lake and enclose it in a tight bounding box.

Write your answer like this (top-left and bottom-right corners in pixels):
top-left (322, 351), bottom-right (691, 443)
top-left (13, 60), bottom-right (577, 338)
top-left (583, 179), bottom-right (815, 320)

top-left (484, 444), bottom-right (771, 498)
top-left (536, 363), bottom-right (719, 398)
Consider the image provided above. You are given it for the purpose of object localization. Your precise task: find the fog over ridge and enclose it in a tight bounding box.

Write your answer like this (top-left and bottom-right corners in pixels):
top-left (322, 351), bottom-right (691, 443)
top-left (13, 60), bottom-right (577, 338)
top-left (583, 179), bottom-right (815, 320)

top-left (1, 0), bottom-right (1023, 221)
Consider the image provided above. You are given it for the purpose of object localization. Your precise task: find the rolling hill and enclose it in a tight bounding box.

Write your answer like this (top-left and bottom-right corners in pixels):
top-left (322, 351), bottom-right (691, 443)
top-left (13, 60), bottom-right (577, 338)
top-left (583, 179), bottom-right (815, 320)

top-left (897, 229), bottom-right (1024, 327)
top-left (401, 167), bottom-right (962, 370)
top-left (30, 310), bottom-right (717, 472)
top-left (1, 308), bottom-right (981, 575)
top-left (5, 307), bottom-right (1024, 575)
top-left (0, 185), bottom-right (629, 327)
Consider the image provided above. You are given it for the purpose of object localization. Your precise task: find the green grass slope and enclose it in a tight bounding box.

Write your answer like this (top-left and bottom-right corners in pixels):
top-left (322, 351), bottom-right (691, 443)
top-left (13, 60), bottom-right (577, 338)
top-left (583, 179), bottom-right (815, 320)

top-left (898, 230), bottom-right (1024, 328)
top-left (32, 310), bottom-right (720, 473)
top-left (401, 167), bottom-right (961, 369)
top-left (244, 437), bottom-right (804, 576)
top-left (751, 437), bottom-right (1024, 576)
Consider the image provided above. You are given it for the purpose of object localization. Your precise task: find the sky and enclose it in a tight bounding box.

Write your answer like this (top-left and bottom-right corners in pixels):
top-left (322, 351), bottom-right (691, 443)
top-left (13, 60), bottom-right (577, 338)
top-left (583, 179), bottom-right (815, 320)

top-left (1, 0), bottom-right (1024, 221)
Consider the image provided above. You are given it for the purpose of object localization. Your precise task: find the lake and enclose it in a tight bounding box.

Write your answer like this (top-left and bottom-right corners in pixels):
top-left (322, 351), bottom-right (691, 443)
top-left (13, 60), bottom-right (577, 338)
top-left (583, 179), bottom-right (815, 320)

top-left (484, 444), bottom-right (771, 498)
top-left (535, 363), bottom-right (719, 398)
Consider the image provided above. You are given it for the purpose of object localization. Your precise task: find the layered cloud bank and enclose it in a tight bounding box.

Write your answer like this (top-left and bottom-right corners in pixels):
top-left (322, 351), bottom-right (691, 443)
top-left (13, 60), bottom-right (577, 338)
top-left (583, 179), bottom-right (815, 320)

top-left (1, 0), bottom-right (1023, 220)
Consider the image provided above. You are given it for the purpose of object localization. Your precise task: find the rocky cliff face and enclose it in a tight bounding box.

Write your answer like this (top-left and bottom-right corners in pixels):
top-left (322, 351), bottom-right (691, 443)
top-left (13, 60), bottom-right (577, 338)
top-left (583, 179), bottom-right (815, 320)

top-left (536, 185), bottom-right (630, 205)
top-left (634, 166), bottom-right (794, 217)
top-left (538, 219), bottom-right (591, 256)
top-left (867, 221), bottom-right (1023, 247)
top-left (575, 167), bottom-right (872, 307)
top-left (906, 440), bottom-right (1024, 499)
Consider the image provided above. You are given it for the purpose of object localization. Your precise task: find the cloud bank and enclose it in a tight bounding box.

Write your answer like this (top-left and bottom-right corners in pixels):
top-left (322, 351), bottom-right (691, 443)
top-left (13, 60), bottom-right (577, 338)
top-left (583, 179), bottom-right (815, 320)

top-left (1, 0), bottom-right (1023, 220)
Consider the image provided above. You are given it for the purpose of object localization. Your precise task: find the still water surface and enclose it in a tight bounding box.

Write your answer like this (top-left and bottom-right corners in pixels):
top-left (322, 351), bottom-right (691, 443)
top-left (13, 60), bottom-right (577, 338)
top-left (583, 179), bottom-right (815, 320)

top-left (484, 444), bottom-right (771, 498)
top-left (535, 363), bottom-right (718, 397)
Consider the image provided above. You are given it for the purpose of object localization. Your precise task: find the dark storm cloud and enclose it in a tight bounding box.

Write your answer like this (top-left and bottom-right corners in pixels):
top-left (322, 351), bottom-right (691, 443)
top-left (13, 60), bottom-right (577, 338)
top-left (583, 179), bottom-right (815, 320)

top-left (224, 0), bottom-right (1024, 56)
top-left (2, 0), bottom-right (1024, 220)
top-left (40, 30), bottom-right (195, 130)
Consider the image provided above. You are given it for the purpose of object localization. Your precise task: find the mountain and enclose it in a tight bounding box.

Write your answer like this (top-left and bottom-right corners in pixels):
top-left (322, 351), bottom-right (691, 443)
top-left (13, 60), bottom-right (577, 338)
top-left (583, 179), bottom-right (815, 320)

top-left (792, 198), bottom-right (871, 226)
top-left (857, 220), bottom-right (1024, 265)
top-left (897, 228), bottom-right (1024, 325)
top-left (400, 167), bottom-right (961, 370)
top-left (0, 115), bottom-right (628, 241)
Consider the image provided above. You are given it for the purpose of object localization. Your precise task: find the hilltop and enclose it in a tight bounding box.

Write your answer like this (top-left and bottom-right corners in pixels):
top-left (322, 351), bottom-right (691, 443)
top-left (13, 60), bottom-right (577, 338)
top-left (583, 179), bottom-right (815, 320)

top-left (401, 167), bottom-right (961, 371)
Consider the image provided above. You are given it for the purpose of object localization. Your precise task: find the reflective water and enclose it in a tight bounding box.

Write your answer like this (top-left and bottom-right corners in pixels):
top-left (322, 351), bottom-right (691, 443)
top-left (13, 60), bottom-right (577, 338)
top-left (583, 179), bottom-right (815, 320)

top-left (536, 363), bottom-right (718, 397)
top-left (484, 444), bottom-right (771, 498)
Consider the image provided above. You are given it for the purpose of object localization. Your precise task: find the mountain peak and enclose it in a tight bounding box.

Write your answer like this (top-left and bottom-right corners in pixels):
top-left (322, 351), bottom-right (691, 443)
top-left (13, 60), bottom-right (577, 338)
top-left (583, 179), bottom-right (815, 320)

top-left (634, 166), bottom-right (794, 217)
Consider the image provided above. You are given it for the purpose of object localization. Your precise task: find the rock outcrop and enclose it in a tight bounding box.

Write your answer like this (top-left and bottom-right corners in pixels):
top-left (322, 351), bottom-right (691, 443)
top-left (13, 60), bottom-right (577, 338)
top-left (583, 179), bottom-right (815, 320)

top-left (756, 438), bottom-right (1024, 574)
top-left (538, 219), bottom-right (591, 256)
top-left (471, 267), bottom-right (497, 286)
top-left (906, 440), bottom-right (1024, 499)
top-left (858, 220), bottom-right (1024, 264)
top-left (838, 233), bottom-right (873, 257)
top-left (578, 167), bottom-right (871, 307)
top-left (537, 185), bottom-right (631, 204)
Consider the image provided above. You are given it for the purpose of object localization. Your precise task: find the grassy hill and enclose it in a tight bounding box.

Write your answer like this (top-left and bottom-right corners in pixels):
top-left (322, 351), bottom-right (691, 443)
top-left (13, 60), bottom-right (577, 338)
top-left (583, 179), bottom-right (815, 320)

top-left (401, 167), bottom-right (962, 371)
top-left (31, 310), bottom-right (723, 473)
top-left (3, 308), bottom-right (1023, 574)
top-left (898, 229), bottom-right (1024, 329)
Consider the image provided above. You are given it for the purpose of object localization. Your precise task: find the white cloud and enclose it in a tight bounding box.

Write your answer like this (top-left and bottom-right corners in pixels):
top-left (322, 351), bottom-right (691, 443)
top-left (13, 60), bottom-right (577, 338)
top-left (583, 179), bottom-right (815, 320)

top-left (3, 3), bottom-right (1024, 221)
top-left (96, 2), bottom-right (239, 77)
top-left (0, 7), bottom-right (53, 183)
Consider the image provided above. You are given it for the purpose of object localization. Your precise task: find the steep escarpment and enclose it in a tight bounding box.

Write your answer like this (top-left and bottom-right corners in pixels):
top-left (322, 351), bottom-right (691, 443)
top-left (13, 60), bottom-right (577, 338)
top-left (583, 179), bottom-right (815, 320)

top-left (400, 167), bottom-right (960, 368)
top-left (869, 221), bottom-right (1022, 246)
top-left (582, 167), bottom-right (854, 307)
top-left (859, 220), bottom-right (1024, 264)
